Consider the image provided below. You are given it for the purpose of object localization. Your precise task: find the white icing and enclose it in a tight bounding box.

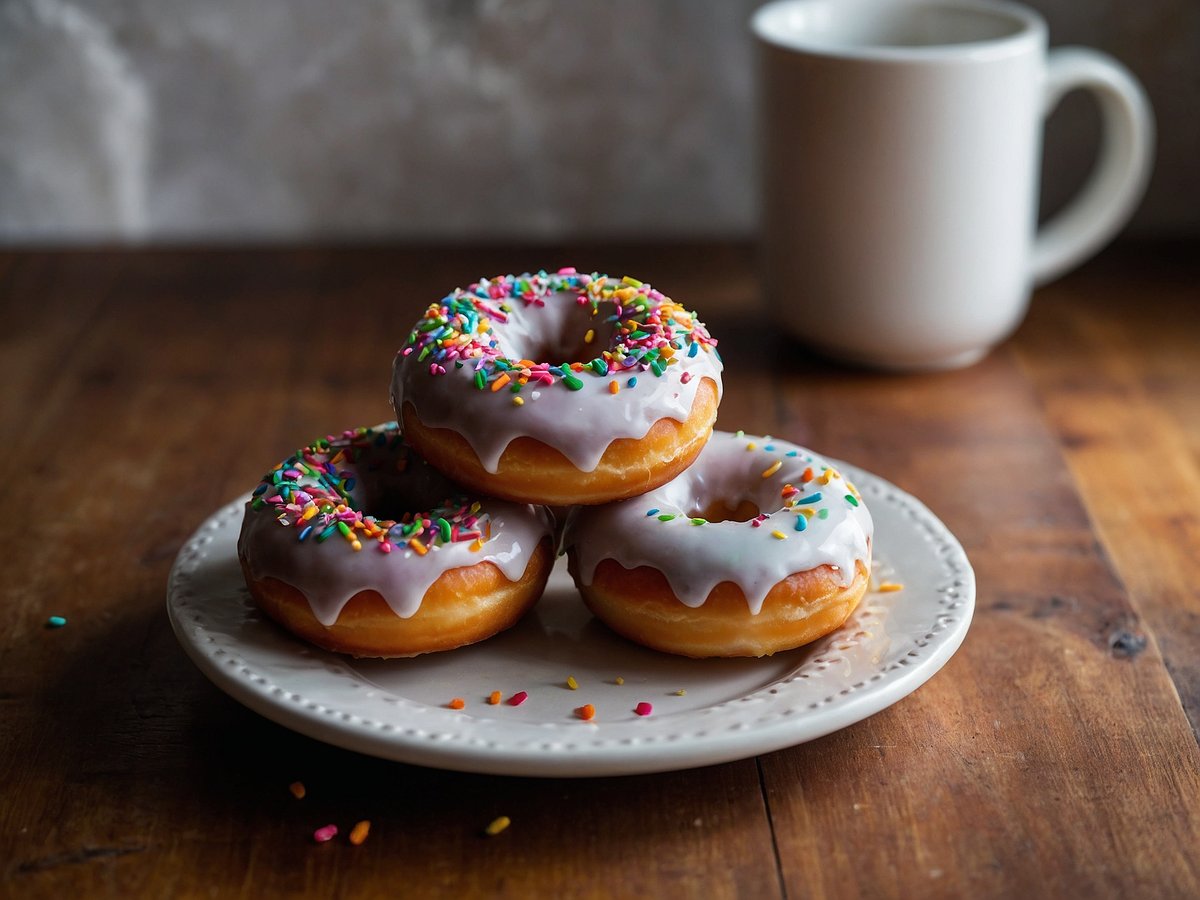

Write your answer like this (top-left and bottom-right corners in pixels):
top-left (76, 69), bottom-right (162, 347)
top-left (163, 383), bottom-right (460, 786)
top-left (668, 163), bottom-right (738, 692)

top-left (390, 285), bottom-right (723, 473)
top-left (237, 424), bottom-right (553, 626)
top-left (240, 502), bottom-right (549, 626)
top-left (565, 431), bottom-right (873, 615)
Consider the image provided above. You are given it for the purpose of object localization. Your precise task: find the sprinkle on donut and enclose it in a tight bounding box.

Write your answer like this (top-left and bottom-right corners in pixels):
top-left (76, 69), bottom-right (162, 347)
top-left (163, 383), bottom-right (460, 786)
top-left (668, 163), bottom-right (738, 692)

top-left (391, 269), bottom-right (724, 499)
top-left (566, 430), bottom-right (874, 616)
top-left (249, 423), bottom-right (493, 556)
top-left (563, 430), bottom-right (874, 657)
top-left (239, 422), bottom-right (554, 643)
top-left (643, 434), bottom-right (865, 536)
top-left (400, 268), bottom-right (719, 397)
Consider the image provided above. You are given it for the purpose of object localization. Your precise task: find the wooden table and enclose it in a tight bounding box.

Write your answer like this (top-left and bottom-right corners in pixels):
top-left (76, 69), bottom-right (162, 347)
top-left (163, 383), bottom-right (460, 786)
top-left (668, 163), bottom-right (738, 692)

top-left (3, 243), bottom-right (1198, 898)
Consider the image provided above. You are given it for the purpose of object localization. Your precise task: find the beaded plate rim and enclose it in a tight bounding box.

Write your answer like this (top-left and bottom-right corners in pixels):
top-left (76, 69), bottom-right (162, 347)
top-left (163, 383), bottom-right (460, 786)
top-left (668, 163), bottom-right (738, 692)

top-left (167, 462), bottom-right (974, 777)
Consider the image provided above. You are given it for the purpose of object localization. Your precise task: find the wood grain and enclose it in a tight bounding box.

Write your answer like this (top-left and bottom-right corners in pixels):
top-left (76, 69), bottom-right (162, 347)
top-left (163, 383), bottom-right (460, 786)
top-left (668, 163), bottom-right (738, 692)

top-left (762, 349), bottom-right (1200, 899)
top-left (1, 244), bottom-right (1197, 899)
top-left (1011, 247), bottom-right (1200, 740)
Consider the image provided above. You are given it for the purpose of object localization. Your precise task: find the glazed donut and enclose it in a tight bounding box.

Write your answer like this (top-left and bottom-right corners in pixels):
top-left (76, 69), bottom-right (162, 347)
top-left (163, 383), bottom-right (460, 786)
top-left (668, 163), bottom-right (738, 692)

top-left (565, 431), bottom-right (873, 658)
top-left (391, 269), bottom-right (722, 506)
top-left (237, 423), bottom-right (553, 658)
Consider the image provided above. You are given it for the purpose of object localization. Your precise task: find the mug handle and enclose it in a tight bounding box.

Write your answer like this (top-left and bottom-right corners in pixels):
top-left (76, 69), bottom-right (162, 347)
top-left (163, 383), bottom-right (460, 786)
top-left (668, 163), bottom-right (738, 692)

top-left (1031, 48), bottom-right (1155, 286)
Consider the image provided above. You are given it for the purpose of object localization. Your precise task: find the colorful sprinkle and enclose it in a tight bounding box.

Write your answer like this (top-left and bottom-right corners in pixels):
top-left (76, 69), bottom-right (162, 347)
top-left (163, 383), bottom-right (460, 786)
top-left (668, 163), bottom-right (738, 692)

top-left (398, 271), bottom-right (717, 398)
top-left (512, 396), bottom-right (525, 407)
top-left (488, 690), bottom-right (502, 705)
top-left (508, 691), bottom-right (528, 706)
top-left (289, 781), bottom-right (306, 799)
top-left (576, 704), bottom-right (596, 721)
top-left (448, 697), bottom-right (466, 710)
top-left (761, 460), bottom-right (783, 478)
top-left (878, 582), bottom-right (905, 592)
top-left (673, 689), bottom-right (687, 696)
top-left (635, 702), bottom-right (653, 716)
top-left (615, 676), bottom-right (625, 685)
top-left (566, 676), bottom-right (579, 690)
top-left (484, 816), bottom-right (512, 837)
top-left (349, 820), bottom-right (371, 846)
top-left (313, 825), bottom-right (338, 843)
top-left (646, 508), bottom-right (660, 516)
top-left (845, 494), bottom-right (860, 507)
top-left (246, 424), bottom-right (493, 559)
top-left (46, 615), bottom-right (67, 628)
top-left (771, 530), bottom-right (787, 540)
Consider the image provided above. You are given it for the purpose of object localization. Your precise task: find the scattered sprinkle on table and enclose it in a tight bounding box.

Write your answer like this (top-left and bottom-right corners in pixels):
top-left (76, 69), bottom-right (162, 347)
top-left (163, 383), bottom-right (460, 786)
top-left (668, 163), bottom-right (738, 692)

top-left (508, 691), bottom-right (528, 706)
top-left (576, 704), bottom-right (596, 721)
top-left (46, 616), bottom-right (67, 628)
top-left (349, 820), bottom-right (371, 846)
top-left (448, 697), bottom-right (466, 710)
top-left (614, 676), bottom-right (625, 685)
top-left (289, 781), bottom-right (306, 800)
top-left (635, 702), bottom-right (653, 716)
top-left (484, 816), bottom-right (511, 837)
top-left (566, 675), bottom-right (578, 690)
top-left (878, 582), bottom-right (905, 592)
top-left (488, 690), bottom-right (502, 705)
top-left (313, 824), bottom-right (338, 843)
top-left (673, 689), bottom-right (687, 696)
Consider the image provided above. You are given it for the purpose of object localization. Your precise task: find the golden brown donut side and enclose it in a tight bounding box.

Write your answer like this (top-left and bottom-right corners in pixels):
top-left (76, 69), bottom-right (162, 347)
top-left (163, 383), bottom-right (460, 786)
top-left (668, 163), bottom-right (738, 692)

top-left (241, 537), bottom-right (553, 658)
top-left (567, 554), bottom-right (870, 658)
top-left (400, 376), bottom-right (719, 506)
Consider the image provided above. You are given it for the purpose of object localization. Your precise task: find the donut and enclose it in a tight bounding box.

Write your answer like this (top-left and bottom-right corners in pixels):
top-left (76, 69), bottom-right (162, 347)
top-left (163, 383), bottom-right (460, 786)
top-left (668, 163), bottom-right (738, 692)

top-left (237, 423), bottom-right (554, 658)
top-left (565, 431), bottom-right (873, 658)
top-left (390, 268), bottom-right (722, 506)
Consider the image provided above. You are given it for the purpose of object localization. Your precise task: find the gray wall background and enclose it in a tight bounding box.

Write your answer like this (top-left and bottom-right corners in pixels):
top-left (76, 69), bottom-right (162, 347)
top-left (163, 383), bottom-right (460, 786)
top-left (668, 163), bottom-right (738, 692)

top-left (1, 0), bottom-right (1196, 243)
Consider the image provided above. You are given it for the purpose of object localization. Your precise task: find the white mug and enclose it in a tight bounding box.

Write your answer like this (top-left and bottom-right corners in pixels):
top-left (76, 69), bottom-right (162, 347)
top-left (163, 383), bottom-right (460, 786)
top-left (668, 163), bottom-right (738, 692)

top-left (753, 0), bottom-right (1154, 370)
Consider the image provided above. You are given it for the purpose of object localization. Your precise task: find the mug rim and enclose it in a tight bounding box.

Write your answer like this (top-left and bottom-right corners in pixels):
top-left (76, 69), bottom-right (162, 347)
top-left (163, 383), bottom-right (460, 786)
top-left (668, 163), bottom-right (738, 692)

top-left (752, 0), bottom-right (1047, 62)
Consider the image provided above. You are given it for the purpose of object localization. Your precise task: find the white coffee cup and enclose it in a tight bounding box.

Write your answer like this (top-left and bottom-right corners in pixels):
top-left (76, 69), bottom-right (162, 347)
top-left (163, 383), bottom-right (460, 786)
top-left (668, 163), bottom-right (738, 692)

top-left (753, 0), bottom-right (1154, 370)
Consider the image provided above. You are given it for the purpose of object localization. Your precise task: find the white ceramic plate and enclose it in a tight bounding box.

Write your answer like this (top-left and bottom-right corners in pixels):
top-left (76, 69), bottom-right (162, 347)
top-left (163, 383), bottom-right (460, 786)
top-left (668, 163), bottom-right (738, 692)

top-left (167, 463), bottom-right (974, 777)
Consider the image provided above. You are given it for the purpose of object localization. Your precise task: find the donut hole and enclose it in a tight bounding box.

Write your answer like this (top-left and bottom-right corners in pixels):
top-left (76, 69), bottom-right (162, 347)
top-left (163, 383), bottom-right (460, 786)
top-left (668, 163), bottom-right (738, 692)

top-left (362, 483), bottom-right (456, 521)
top-left (691, 498), bottom-right (762, 523)
top-left (499, 298), bottom-right (619, 364)
top-left (351, 457), bottom-right (462, 521)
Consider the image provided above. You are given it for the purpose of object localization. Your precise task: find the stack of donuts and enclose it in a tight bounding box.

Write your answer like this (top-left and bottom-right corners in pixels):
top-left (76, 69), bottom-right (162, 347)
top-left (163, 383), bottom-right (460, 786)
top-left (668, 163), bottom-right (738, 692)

top-left (238, 269), bottom-right (873, 659)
